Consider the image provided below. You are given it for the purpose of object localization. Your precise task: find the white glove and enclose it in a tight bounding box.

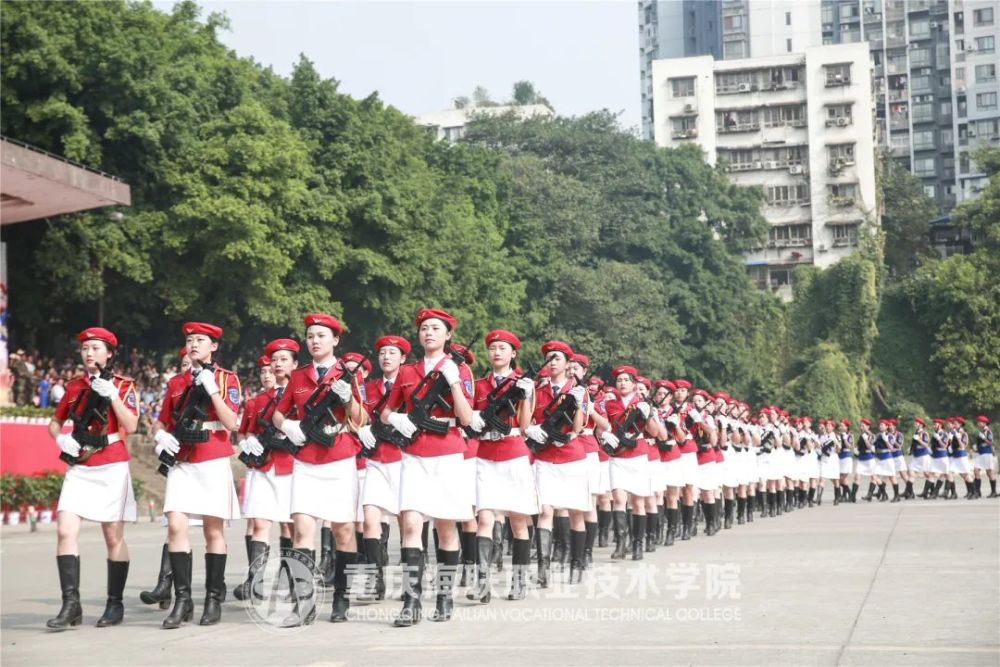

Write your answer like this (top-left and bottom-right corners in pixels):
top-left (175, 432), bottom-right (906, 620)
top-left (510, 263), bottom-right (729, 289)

top-left (470, 410), bottom-right (486, 433)
top-left (57, 433), bottom-right (81, 457)
top-left (240, 435), bottom-right (264, 457)
top-left (636, 401), bottom-right (651, 419)
top-left (194, 367), bottom-right (219, 395)
top-left (90, 377), bottom-right (117, 399)
top-left (357, 425), bottom-right (377, 450)
top-left (515, 376), bottom-right (535, 398)
top-left (154, 429), bottom-right (181, 456)
top-left (666, 414), bottom-right (681, 428)
top-left (688, 408), bottom-right (703, 423)
top-left (280, 419), bottom-right (307, 446)
top-left (525, 424), bottom-right (548, 443)
top-left (440, 359), bottom-right (461, 386)
top-left (569, 386), bottom-right (586, 404)
top-left (387, 412), bottom-right (418, 439)
top-left (600, 431), bottom-right (620, 449)
top-left (330, 378), bottom-right (352, 403)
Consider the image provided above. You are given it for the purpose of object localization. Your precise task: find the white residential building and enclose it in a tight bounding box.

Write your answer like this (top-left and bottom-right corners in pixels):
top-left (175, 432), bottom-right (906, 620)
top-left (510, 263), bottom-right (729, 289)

top-left (414, 104), bottom-right (554, 143)
top-left (652, 42), bottom-right (878, 301)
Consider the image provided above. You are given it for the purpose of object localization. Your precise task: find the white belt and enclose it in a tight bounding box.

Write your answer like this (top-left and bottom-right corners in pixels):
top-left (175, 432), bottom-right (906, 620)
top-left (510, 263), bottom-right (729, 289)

top-left (480, 427), bottom-right (521, 441)
top-left (105, 433), bottom-right (122, 445)
top-left (581, 428), bottom-right (594, 436)
top-left (428, 418), bottom-right (457, 428)
top-left (200, 421), bottom-right (224, 431)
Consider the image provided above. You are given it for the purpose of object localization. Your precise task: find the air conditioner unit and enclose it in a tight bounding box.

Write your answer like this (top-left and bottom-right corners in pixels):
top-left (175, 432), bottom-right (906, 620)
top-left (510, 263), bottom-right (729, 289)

top-left (751, 160), bottom-right (763, 169)
top-left (825, 119), bottom-right (838, 127)
top-left (765, 161), bottom-right (778, 169)
top-left (738, 83), bottom-right (752, 92)
top-left (837, 117), bottom-right (849, 126)
top-left (817, 244), bottom-right (828, 252)
top-left (843, 159), bottom-right (855, 166)
top-left (957, 85), bottom-right (966, 92)
top-left (967, 130), bottom-right (977, 137)
top-left (789, 165), bottom-right (804, 174)
top-left (684, 103), bottom-right (695, 112)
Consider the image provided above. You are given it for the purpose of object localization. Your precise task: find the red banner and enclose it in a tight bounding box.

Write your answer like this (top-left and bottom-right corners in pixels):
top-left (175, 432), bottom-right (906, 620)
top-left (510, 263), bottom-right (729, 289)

top-left (0, 420), bottom-right (69, 475)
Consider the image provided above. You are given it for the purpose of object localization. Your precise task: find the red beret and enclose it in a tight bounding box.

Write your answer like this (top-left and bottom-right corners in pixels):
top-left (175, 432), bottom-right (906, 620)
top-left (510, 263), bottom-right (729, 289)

top-left (913, 417), bottom-right (925, 426)
top-left (637, 376), bottom-right (652, 390)
top-left (714, 391), bottom-right (730, 401)
top-left (374, 335), bottom-right (411, 356)
top-left (569, 353), bottom-right (590, 367)
top-left (956, 416), bottom-right (966, 425)
top-left (541, 340), bottom-right (573, 359)
top-left (77, 327), bottom-right (118, 349)
top-left (182, 322), bottom-right (223, 339)
top-left (264, 338), bottom-right (300, 357)
top-left (485, 329), bottom-right (521, 350)
top-left (415, 308), bottom-right (456, 330)
top-left (588, 376), bottom-right (605, 387)
top-left (178, 347), bottom-right (189, 360)
top-left (933, 418), bottom-right (945, 425)
top-left (692, 389), bottom-right (711, 400)
top-left (450, 343), bottom-right (474, 366)
top-left (256, 355), bottom-right (271, 369)
top-left (860, 418), bottom-right (872, 426)
top-left (739, 402), bottom-right (750, 411)
top-left (611, 365), bottom-right (639, 380)
top-left (672, 379), bottom-right (692, 390)
top-left (977, 415), bottom-right (990, 425)
top-left (341, 352), bottom-right (372, 375)
top-left (654, 379), bottom-right (677, 393)
top-left (840, 418), bottom-right (851, 427)
top-left (304, 313), bottom-right (343, 336)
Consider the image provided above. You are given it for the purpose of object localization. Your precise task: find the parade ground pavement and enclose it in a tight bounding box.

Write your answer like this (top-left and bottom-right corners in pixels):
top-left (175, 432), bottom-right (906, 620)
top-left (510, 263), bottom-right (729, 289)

top-left (2, 495), bottom-right (998, 666)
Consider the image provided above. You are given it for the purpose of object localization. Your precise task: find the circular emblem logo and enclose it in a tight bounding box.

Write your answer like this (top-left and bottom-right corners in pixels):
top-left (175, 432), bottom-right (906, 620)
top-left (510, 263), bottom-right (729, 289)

top-left (244, 546), bottom-right (327, 633)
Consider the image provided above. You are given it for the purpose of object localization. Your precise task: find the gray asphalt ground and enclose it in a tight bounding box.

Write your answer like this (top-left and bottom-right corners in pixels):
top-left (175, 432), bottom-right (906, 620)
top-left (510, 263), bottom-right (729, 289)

top-left (2, 493), bottom-right (998, 666)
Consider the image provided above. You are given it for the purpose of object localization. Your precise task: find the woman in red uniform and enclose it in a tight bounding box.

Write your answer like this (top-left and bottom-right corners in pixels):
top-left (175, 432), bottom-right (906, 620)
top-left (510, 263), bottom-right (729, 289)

top-left (380, 308), bottom-right (475, 626)
top-left (569, 355), bottom-right (611, 567)
top-left (355, 335), bottom-right (410, 600)
top-left (153, 323), bottom-right (241, 628)
top-left (234, 339), bottom-right (299, 601)
top-left (47, 327), bottom-right (138, 630)
top-left (637, 377), bottom-right (662, 552)
top-left (271, 314), bottom-right (364, 626)
top-left (465, 329), bottom-right (538, 601)
top-left (525, 341), bottom-right (588, 585)
top-left (654, 380), bottom-right (684, 546)
top-left (598, 366), bottom-right (661, 560)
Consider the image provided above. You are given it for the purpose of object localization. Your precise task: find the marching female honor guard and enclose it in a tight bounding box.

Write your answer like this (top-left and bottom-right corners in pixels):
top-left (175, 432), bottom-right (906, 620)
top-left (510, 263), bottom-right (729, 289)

top-left (380, 308), bottom-right (475, 626)
top-left (972, 416), bottom-right (996, 498)
top-left (234, 339), bottom-right (299, 601)
top-left (47, 327), bottom-right (138, 629)
top-left (153, 323), bottom-right (241, 628)
top-left (466, 329), bottom-right (538, 601)
top-left (272, 314), bottom-right (364, 625)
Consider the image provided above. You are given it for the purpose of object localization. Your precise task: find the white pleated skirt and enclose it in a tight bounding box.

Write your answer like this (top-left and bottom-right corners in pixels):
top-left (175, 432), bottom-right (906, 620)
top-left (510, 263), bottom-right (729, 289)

top-left (909, 455), bottom-right (931, 474)
top-left (241, 467), bottom-right (292, 523)
top-left (741, 450), bottom-right (758, 485)
top-left (820, 455), bottom-right (840, 480)
top-left (599, 459), bottom-right (612, 495)
top-left (609, 455), bottom-right (651, 497)
top-left (929, 456), bottom-right (950, 474)
top-left (662, 457), bottom-right (685, 488)
top-left (477, 456), bottom-right (538, 515)
top-left (680, 452), bottom-right (698, 486)
top-left (719, 454), bottom-right (739, 487)
top-left (874, 457), bottom-right (896, 477)
top-left (695, 461), bottom-right (717, 491)
top-left (289, 458), bottom-right (358, 523)
top-left (355, 467), bottom-right (367, 522)
top-left (855, 458), bottom-right (876, 476)
top-left (893, 454), bottom-right (909, 473)
top-left (58, 461), bottom-right (137, 523)
top-left (585, 452), bottom-right (608, 495)
top-left (974, 453), bottom-right (995, 471)
top-left (949, 456), bottom-right (971, 475)
top-left (362, 459), bottom-right (401, 516)
top-left (399, 452), bottom-right (474, 521)
top-left (838, 456), bottom-right (854, 475)
top-left (534, 459), bottom-right (592, 511)
top-left (164, 458), bottom-right (240, 520)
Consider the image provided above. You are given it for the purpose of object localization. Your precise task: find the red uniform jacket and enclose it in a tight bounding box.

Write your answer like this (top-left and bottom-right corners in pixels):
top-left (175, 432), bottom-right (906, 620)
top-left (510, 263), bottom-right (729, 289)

top-left (158, 367), bottom-right (239, 463)
top-left (54, 374), bottom-right (138, 467)
top-left (242, 387), bottom-right (294, 474)
top-left (362, 377), bottom-right (402, 464)
top-left (473, 371), bottom-right (531, 463)
top-left (384, 358), bottom-right (473, 458)
top-left (275, 363), bottom-right (362, 465)
top-left (604, 393), bottom-right (650, 460)
top-left (531, 378), bottom-right (585, 464)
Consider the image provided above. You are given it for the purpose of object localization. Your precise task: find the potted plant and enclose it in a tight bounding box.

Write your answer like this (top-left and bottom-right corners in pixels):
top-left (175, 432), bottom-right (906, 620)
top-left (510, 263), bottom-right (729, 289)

top-left (0, 473), bottom-right (14, 524)
top-left (5, 476), bottom-right (25, 525)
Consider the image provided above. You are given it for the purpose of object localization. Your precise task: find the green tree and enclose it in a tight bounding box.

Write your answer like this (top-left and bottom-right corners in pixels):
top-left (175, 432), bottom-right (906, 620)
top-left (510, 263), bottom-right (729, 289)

top-left (880, 158), bottom-right (937, 276)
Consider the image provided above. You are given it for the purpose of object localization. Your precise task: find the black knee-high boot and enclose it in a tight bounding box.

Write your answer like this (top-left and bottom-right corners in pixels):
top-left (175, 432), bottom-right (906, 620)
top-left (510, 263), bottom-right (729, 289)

top-left (864, 482), bottom-right (875, 501)
top-left (459, 530), bottom-right (476, 587)
top-left (96, 560), bottom-right (129, 627)
top-left (199, 553), bottom-right (226, 626)
top-left (736, 497), bottom-right (746, 525)
top-left (492, 521), bottom-right (504, 571)
top-left (235, 540), bottom-right (267, 602)
top-left (536, 528), bottom-right (553, 586)
top-left (631, 514), bottom-right (645, 560)
top-left (394, 547), bottom-right (423, 627)
top-left (140, 544), bottom-right (172, 609)
top-left (723, 499), bottom-right (734, 529)
top-left (318, 527), bottom-right (333, 578)
top-left (363, 537), bottom-right (386, 601)
top-left (611, 511), bottom-right (629, 557)
top-left (552, 516), bottom-right (570, 571)
top-left (431, 550), bottom-right (459, 622)
top-left (467, 536), bottom-right (493, 603)
top-left (597, 509), bottom-right (611, 547)
top-left (746, 494), bottom-right (755, 522)
top-left (47, 555), bottom-right (82, 630)
top-left (508, 538), bottom-right (530, 600)
top-left (162, 551), bottom-right (194, 629)
top-left (645, 512), bottom-right (657, 553)
top-left (330, 551), bottom-right (357, 622)
top-left (568, 530), bottom-right (586, 583)
top-left (665, 507), bottom-right (679, 546)
top-left (583, 521), bottom-right (597, 568)
top-left (680, 504), bottom-right (694, 540)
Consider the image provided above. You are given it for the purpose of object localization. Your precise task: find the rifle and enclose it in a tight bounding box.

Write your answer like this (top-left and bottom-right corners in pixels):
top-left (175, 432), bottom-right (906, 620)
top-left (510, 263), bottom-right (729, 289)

top-left (358, 381), bottom-right (394, 459)
top-left (238, 392), bottom-right (289, 468)
top-left (374, 333), bottom-right (477, 450)
top-left (297, 356), bottom-right (364, 448)
top-left (526, 389), bottom-right (579, 454)
top-left (60, 364), bottom-right (115, 466)
top-left (158, 362), bottom-right (218, 476)
top-left (469, 355), bottom-right (552, 438)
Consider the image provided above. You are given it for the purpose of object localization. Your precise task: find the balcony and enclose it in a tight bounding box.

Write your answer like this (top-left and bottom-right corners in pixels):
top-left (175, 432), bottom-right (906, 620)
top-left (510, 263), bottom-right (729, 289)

top-left (825, 75), bottom-right (851, 87)
top-left (886, 34), bottom-right (907, 47)
top-left (717, 122), bottom-right (761, 134)
top-left (828, 158), bottom-right (856, 174)
top-left (826, 117), bottom-right (853, 128)
top-left (672, 128), bottom-right (699, 140)
top-left (828, 195), bottom-right (857, 207)
top-left (723, 160), bottom-right (763, 172)
top-left (832, 237), bottom-right (853, 248)
top-left (890, 114), bottom-right (910, 130)
top-left (888, 89), bottom-right (909, 101)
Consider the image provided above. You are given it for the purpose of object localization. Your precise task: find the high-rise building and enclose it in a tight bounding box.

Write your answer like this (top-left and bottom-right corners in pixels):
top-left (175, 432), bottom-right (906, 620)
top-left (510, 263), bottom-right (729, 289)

top-left (414, 104), bottom-right (553, 143)
top-left (639, 0), bottom-right (1000, 214)
top-left (651, 43), bottom-right (877, 301)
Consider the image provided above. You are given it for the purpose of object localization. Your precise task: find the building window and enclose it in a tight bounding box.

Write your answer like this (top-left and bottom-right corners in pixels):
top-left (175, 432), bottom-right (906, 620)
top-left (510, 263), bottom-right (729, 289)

top-left (911, 74), bottom-right (931, 92)
top-left (840, 4), bottom-right (858, 19)
top-left (822, 5), bottom-right (834, 25)
top-left (786, 38), bottom-right (793, 52)
top-left (763, 105), bottom-right (805, 128)
top-left (717, 108), bottom-right (760, 131)
top-left (724, 14), bottom-right (743, 30)
top-left (941, 129), bottom-right (954, 147)
top-left (923, 185), bottom-right (936, 199)
top-left (936, 42), bottom-right (950, 66)
top-left (828, 183), bottom-right (859, 205)
top-left (940, 101), bottom-right (953, 117)
top-left (912, 130), bottom-right (936, 150)
top-left (910, 17), bottom-right (930, 39)
top-left (769, 267), bottom-right (792, 288)
top-left (959, 151), bottom-right (970, 173)
top-left (977, 92), bottom-right (998, 110)
top-left (910, 49), bottom-right (930, 68)
top-left (786, 11), bottom-right (792, 25)
top-left (670, 77), bottom-right (696, 97)
top-left (724, 39), bottom-right (746, 59)
top-left (973, 7), bottom-right (994, 26)
top-left (766, 184), bottom-right (809, 206)
top-left (671, 116), bottom-right (697, 136)
top-left (828, 143), bottom-right (856, 162)
top-left (914, 157), bottom-right (936, 175)
top-left (768, 224), bottom-right (811, 246)
top-left (830, 223), bottom-right (860, 247)
top-left (976, 36), bottom-right (996, 53)
top-left (825, 63), bottom-right (852, 86)
top-left (718, 148), bottom-right (762, 169)
top-left (977, 119), bottom-right (1000, 139)
top-left (976, 64), bottom-right (997, 83)
top-left (911, 102), bottom-right (934, 123)
top-left (826, 104), bottom-right (854, 122)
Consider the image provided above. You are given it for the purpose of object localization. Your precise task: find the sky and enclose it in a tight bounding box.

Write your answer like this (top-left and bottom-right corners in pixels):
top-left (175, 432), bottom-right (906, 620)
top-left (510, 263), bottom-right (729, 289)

top-left (156, 0), bottom-right (642, 131)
